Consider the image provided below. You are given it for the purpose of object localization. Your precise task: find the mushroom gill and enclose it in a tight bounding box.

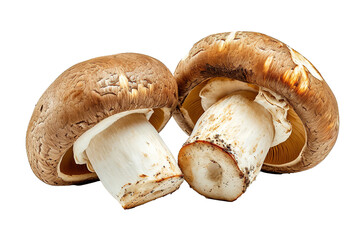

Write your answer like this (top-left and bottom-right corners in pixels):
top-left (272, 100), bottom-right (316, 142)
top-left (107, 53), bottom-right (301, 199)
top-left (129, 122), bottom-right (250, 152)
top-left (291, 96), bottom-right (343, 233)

top-left (179, 79), bottom-right (306, 167)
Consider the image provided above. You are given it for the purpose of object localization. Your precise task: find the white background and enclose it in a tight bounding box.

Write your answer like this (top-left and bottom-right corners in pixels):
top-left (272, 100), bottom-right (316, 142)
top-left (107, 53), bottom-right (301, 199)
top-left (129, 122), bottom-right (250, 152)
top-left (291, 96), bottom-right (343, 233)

top-left (1, 0), bottom-right (359, 239)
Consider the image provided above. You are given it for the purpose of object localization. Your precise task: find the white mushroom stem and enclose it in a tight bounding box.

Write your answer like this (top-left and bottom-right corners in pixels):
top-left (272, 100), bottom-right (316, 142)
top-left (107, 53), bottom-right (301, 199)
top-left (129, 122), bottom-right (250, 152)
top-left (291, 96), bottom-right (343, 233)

top-left (178, 90), bottom-right (290, 201)
top-left (77, 113), bottom-right (183, 209)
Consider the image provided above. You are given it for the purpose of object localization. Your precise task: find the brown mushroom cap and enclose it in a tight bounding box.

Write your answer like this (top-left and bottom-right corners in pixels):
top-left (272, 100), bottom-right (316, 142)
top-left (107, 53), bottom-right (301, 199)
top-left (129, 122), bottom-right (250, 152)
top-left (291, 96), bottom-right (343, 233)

top-left (174, 31), bottom-right (339, 173)
top-left (26, 53), bottom-right (178, 185)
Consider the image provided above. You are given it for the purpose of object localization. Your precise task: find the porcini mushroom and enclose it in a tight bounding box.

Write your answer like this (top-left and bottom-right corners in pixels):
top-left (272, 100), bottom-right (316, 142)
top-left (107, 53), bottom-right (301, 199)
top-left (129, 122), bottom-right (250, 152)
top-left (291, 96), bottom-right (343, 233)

top-left (26, 53), bottom-right (183, 209)
top-left (174, 32), bottom-right (339, 201)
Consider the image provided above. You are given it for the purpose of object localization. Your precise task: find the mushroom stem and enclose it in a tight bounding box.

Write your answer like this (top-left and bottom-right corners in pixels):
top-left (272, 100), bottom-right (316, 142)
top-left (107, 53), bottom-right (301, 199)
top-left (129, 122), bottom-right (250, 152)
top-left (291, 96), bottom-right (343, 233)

top-left (178, 92), bottom-right (275, 201)
top-left (85, 113), bottom-right (183, 209)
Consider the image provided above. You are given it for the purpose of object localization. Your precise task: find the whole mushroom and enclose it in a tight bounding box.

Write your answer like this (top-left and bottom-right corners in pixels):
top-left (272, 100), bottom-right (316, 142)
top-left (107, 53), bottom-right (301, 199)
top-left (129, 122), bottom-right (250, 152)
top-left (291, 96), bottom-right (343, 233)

top-left (174, 32), bottom-right (339, 201)
top-left (26, 53), bottom-right (183, 209)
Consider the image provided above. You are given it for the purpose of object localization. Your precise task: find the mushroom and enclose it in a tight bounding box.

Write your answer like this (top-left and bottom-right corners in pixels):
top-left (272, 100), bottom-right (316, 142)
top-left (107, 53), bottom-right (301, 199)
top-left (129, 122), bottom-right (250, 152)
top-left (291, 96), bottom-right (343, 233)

top-left (26, 53), bottom-right (183, 209)
top-left (174, 32), bottom-right (339, 201)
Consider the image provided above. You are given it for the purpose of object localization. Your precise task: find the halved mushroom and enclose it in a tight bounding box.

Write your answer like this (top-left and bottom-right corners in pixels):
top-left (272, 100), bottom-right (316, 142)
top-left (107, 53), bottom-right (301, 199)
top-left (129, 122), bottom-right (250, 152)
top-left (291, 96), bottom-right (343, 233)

top-left (174, 32), bottom-right (339, 201)
top-left (26, 53), bottom-right (183, 209)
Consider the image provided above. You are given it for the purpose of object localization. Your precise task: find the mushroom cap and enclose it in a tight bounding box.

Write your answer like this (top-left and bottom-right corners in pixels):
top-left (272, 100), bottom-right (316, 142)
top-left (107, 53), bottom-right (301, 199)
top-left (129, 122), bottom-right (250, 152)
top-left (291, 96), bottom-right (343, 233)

top-left (174, 31), bottom-right (339, 173)
top-left (26, 53), bottom-right (178, 185)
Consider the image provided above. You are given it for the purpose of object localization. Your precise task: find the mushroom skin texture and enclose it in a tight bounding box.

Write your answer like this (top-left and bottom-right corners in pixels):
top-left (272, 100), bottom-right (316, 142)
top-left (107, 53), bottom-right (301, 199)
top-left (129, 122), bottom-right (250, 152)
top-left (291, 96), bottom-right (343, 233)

top-left (26, 53), bottom-right (183, 208)
top-left (174, 31), bottom-right (339, 200)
